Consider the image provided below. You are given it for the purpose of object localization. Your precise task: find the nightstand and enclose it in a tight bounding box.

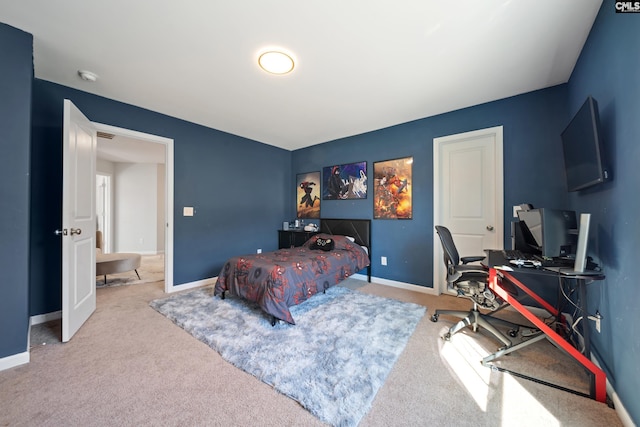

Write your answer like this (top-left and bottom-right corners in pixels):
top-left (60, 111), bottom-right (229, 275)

top-left (278, 229), bottom-right (319, 249)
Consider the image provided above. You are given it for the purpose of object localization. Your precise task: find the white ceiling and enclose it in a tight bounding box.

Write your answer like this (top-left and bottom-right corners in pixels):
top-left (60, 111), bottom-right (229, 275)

top-left (96, 134), bottom-right (165, 164)
top-left (2, 0), bottom-right (602, 151)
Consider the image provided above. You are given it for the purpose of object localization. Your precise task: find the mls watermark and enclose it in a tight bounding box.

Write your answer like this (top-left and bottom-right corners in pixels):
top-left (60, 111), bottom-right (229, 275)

top-left (615, 1), bottom-right (640, 12)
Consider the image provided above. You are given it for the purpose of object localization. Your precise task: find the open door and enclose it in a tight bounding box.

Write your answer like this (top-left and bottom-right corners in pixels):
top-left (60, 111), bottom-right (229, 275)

top-left (60, 99), bottom-right (97, 342)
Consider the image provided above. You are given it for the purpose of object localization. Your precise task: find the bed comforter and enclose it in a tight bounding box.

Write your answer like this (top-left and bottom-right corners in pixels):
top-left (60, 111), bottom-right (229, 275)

top-left (213, 234), bottom-right (370, 324)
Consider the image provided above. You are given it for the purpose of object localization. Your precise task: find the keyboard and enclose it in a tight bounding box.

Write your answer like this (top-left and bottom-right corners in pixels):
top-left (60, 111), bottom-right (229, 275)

top-left (502, 250), bottom-right (538, 261)
top-left (502, 250), bottom-right (574, 267)
top-left (540, 257), bottom-right (575, 268)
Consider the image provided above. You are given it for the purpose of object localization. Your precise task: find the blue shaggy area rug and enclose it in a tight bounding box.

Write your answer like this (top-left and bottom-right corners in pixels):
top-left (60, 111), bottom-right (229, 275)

top-left (150, 284), bottom-right (425, 427)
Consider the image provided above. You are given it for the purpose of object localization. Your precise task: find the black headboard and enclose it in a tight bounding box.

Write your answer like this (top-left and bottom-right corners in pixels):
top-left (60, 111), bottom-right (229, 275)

top-left (320, 218), bottom-right (371, 282)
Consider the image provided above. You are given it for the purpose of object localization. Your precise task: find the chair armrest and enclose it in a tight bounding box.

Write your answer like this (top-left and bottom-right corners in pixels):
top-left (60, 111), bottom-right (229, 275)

top-left (456, 264), bottom-right (489, 275)
top-left (461, 256), bottom-right (485, 264)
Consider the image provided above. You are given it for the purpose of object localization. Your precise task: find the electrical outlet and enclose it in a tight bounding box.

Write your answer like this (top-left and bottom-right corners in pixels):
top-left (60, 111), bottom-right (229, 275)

top-left (381, 256), bottom-right (387, 266)
top-left (588, 312), bottom-right (602, 333)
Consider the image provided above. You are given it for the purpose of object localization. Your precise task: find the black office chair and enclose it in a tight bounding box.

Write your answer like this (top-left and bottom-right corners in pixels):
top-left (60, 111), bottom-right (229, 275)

top-left (431, 225), bottom-right (518, 348)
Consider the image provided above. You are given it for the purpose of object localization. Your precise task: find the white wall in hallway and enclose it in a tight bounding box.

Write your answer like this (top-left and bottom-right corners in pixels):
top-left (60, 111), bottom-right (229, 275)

top-left (114, 163), bottom-right (162, 254)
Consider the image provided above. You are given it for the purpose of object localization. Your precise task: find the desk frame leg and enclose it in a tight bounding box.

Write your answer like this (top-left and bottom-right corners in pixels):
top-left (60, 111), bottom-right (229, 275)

top-left (482, 332), bottom-right (546, 364)
top-left (488, 269), bottom-right (607, 403)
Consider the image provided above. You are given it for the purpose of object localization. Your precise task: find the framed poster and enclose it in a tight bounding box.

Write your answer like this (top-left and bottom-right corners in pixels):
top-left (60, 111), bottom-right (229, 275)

top-left (296, 171), bottom-right (321, 218)
top-left (373, 157), bottom-right (412, 219)
top-left (322, 161), bottom-right (367, 200)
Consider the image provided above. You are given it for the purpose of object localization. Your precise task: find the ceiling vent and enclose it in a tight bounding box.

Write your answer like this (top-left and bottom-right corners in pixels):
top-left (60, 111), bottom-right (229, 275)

top-left (97, 131), bottom-right (115, 139)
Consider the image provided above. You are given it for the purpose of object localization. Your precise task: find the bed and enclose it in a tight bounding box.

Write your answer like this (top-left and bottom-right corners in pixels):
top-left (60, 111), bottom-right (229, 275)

top-left (213, 218), bottom-right (371, 325)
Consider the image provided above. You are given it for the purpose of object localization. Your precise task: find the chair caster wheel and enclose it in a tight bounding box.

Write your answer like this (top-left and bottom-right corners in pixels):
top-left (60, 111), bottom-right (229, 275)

top-left (431, 314), bottom-right (439, 322)
top-left (442, 332), bottom-right (451, 341)
top-left (508, 329), bottom-right (518, 338)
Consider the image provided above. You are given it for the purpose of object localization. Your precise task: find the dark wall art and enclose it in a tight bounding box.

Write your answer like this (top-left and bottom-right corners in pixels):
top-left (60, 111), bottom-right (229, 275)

top-left (373, 157), bottom-right (413, 219)
top-left (322, 161), bottom-right (367, 200)
top-left (297, 171), bottom-right (321, 218)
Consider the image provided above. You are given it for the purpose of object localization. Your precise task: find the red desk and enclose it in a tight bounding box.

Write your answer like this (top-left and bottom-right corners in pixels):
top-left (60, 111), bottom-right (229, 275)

top-left (487, 266), bottom-right (607, 403)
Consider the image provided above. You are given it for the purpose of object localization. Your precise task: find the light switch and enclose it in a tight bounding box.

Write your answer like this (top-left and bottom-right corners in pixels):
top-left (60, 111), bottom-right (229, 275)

top-left (513, 205), bottom-right (522, 218)
top-left (183, 207), bottom-right (194, 216)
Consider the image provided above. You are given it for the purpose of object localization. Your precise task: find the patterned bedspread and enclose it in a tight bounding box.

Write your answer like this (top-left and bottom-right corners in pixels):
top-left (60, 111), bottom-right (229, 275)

top-left (214, 234), bottom-right (370, 324)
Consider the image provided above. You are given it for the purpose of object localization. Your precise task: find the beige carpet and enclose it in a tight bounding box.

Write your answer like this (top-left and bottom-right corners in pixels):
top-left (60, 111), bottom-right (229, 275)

top-left (3, 278), bottom-right (623, 426)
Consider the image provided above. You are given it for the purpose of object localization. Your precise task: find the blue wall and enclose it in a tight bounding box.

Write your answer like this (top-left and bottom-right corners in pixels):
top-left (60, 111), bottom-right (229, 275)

top-left (565, 4), bottom-right (639, 422)
top-left (29, 80), bottom-right (291, 315)
top-left (2, 2), bottom-right (638, 422)
top-left (0, 24), bottom-right (32, 359)
top-left (293, 85), bottom-right (571, 285)
top-left (291, 4), bottom-right (639, 422)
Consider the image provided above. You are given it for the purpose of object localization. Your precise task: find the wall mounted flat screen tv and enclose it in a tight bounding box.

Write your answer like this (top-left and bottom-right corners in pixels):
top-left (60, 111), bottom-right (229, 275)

top-left (560, 96), bottom-right (609, 192)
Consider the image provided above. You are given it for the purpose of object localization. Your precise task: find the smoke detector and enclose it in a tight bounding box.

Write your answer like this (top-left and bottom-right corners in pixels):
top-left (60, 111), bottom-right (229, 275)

top-left (78, 70), bottom-right (98, 82)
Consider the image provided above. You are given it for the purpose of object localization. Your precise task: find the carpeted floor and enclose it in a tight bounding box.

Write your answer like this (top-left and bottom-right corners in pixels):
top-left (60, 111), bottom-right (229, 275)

top-left (31, 254), bottom-right (165, 347)
top-left (150, 285), bottom-right (425, 426)
top-left (10, 277), bottom-right (623, 426)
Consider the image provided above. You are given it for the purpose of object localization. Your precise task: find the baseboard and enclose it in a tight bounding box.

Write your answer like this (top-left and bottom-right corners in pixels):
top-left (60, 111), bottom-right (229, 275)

top-left (3, 311), bottom-right (65, 373)
top-left (610, 390), bottom-right (634, 427)
top-left (590, 354), bottom-right (634, 426)
top-left (30, 310), bottom-right (62, 325)
top-left (108, 250), bottom-right (162, 256)
top-left (169, 276), bottom-right (217, 293)
top-left (368, 275), bottom-right (439, 295)
top-left (0, 351), bottom-right (29, 372)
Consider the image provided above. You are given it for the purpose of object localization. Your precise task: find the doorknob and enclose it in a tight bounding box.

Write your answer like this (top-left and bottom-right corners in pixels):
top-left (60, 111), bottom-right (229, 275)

top-left (55, 229), bottom-right (68, 236)
top-left (70, 228), bottom-right (82, 236)
top-left (486, 225), bottom-right (494, 231)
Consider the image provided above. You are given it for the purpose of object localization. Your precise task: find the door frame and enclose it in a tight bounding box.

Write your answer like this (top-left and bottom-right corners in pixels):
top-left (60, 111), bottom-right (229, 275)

top-left (92, 122), bottom-right (174, 291)
top-left (96, 173), bottom-right (112, 253)
top-left (433, 126), bottom-right (504, 295)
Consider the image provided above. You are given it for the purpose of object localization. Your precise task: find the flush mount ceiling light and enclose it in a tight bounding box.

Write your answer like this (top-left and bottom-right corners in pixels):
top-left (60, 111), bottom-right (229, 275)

top-left (78, 70), bottom-right (98, 82)
top-left (258, 50), bottom-right (295, 75)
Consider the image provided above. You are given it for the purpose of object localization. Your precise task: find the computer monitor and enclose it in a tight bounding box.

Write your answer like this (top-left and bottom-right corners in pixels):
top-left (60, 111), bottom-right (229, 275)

top-left (516, 210), bottom-right (543, 254)
top-left (517, 208), bottom-right (577, 258)
top-left (544, 213), bottom-right (601, 275)
top-left (574, 213), bottom-right (591, 272)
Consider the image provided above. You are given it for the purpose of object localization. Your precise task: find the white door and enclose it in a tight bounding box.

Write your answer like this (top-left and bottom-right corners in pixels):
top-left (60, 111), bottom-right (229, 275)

top-left (433, 126), bottom-right (503, 294)
top-left (61, 99), bottom-right (97, 342)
